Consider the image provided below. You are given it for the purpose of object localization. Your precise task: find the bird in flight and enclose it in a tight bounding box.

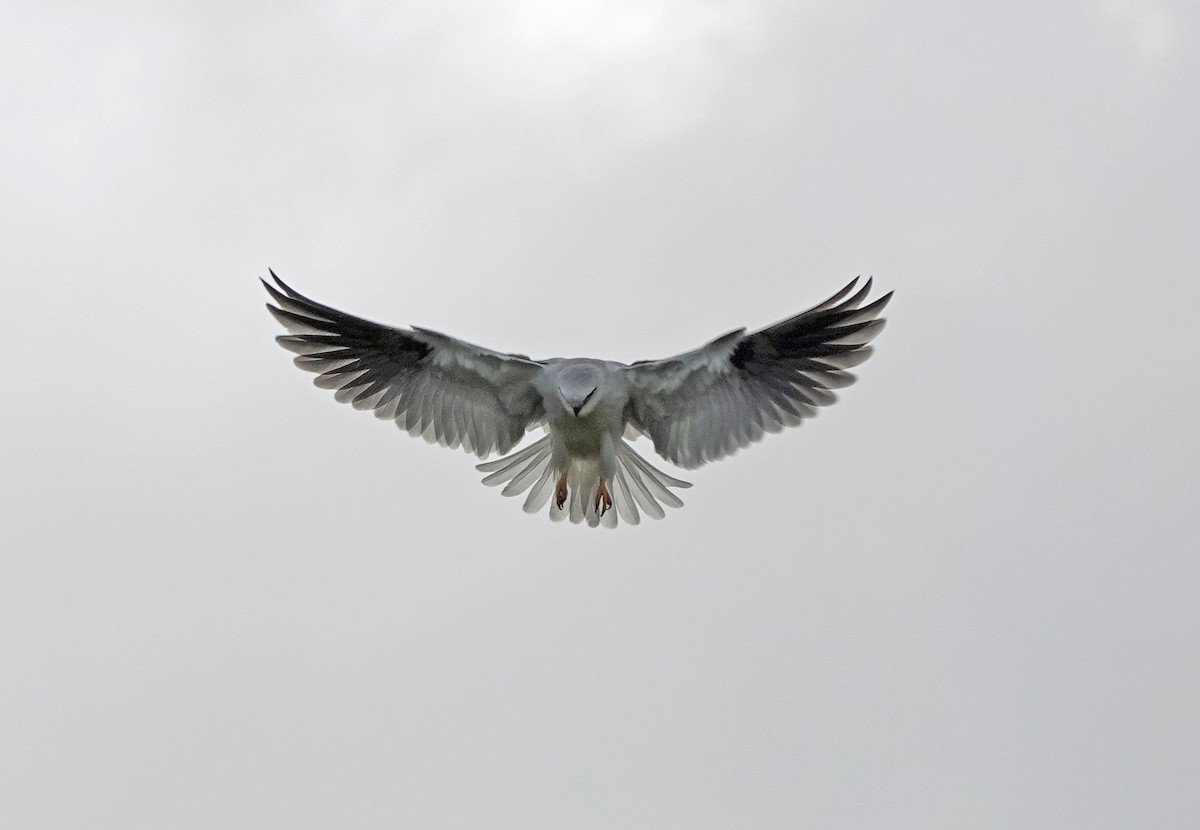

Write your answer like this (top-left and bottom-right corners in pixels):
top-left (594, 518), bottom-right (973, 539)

top-left (263, 272), bottom-right (891, 528)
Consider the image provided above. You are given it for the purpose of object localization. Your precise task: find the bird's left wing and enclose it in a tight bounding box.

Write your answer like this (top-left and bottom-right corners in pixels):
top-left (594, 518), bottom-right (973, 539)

top-left (263, 272), bottom-right (545, 458)
top-left (621, 277), bottom-right (891, 469)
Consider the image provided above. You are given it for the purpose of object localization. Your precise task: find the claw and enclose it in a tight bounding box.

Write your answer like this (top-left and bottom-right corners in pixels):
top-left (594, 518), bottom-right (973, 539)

top-left (554, 473), bottom-right (568, 510)
top-left (594, 478), bottom-right (613, 517)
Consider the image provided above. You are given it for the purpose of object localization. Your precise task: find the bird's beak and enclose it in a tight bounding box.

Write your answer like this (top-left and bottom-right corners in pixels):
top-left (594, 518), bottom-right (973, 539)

top-left (572, 388), bottom-right (596, 417)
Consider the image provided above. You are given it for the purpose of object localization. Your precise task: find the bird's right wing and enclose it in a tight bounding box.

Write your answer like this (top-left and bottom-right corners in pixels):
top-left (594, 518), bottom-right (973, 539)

top-left (264, 272), bottom-right (546, 458)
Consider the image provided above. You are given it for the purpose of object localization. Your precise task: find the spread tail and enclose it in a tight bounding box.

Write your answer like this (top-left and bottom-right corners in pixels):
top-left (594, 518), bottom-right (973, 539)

top-left (476, 438), bottom-right (691, 528)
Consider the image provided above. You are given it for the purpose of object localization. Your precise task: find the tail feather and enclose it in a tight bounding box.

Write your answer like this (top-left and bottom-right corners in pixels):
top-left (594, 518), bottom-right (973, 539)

top-left (611, 464), bottom-right (641, 526)
top-left (620, 461), bottom-right (665, 520)
top-left (477, 438), bottom-right (691, 528)
top-left (476, 436), bottom-right (551, 484)
top-left (501, 443), bottom-right (553, 496)
top-left (567, 461), bottom-right (591, 526)
top-left (522, 464), bottom-right (557, 514)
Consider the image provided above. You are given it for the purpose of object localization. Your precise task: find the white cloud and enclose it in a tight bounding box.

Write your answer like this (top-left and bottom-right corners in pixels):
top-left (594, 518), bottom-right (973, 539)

top-left (1103, 0), bottom-right (1177, 65)
top-left (327, 0), bottom-right (769, 139)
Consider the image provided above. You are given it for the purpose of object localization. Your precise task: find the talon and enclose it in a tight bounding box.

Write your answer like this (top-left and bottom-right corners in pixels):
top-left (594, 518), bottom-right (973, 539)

top-left (554, 473), bottom-right (568, 510)
top-left (594, 478), bottom-right (613, 516)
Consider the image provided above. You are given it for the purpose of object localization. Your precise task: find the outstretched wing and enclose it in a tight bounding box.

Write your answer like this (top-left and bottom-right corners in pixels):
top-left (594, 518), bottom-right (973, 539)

top-left (621, 277), bottom-right (891, 469)
top-left (263, 271), bottom-right (546, 458)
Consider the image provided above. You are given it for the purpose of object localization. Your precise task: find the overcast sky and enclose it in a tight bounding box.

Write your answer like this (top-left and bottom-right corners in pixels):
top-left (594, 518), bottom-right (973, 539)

top-left (2, 1), bottom-right (1198, 827)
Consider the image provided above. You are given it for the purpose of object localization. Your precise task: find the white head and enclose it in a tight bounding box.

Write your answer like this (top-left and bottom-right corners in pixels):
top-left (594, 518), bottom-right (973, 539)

top-left (556, 362), bottom-right (606, 417)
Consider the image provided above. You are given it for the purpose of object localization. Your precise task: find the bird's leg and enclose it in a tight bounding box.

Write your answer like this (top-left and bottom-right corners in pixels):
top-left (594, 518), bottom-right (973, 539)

top-left (554, 472), bottom-right (569, 510)
top-left (594, 478), bottom-right (613, 516)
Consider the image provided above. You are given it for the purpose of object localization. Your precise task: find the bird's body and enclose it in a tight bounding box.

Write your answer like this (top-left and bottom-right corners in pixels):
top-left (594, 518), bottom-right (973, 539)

top-left (264, 272), bottom-right (891, 527)
top-left (539, 359), bottom-right (624, 467)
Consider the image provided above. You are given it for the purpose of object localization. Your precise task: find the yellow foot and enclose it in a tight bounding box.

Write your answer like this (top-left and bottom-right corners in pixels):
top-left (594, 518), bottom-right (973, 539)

top-left (554, 473), bottom-right (569, 510)
top-left (594, 478), bottom-right (613, 517)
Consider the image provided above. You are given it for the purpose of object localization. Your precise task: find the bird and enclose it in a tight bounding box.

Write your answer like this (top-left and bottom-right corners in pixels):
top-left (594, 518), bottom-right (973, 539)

top-left (263, 271), bottom-right (891, 528)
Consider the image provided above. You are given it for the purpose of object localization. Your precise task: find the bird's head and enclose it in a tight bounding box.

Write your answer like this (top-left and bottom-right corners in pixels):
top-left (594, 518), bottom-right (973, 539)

top-left (556, 363), bottom-right (606, 417)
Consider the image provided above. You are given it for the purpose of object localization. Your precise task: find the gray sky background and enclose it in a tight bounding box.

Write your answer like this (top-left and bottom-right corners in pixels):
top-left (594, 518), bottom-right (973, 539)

top-left (2, 1), bottom-right (1198, 827)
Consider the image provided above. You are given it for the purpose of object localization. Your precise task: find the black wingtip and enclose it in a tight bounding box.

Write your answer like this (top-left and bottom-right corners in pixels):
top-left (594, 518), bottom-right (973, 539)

top-left (871, 289), bottom-right (895, 314)
top-left (268, 269), bottom-right (294, 294)
top-left (262, 269), bottom-right (284, 296)
top-left (261, 270), bottom-right (282, 314)
top-left (820, 277), bottom-right (861, 310)
top-left (260, 277), bottom-right (295, 310)
top-left (265, 268), bottom-right (307, 300)
top-left (267, 271), bottom-right (324, 312)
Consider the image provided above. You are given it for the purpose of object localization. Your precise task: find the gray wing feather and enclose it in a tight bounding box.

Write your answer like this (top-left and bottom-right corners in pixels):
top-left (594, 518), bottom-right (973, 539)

top-left (622, 277), bottom-right (891, 469)
top-left (263, 271), bottom-right (545, 458)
